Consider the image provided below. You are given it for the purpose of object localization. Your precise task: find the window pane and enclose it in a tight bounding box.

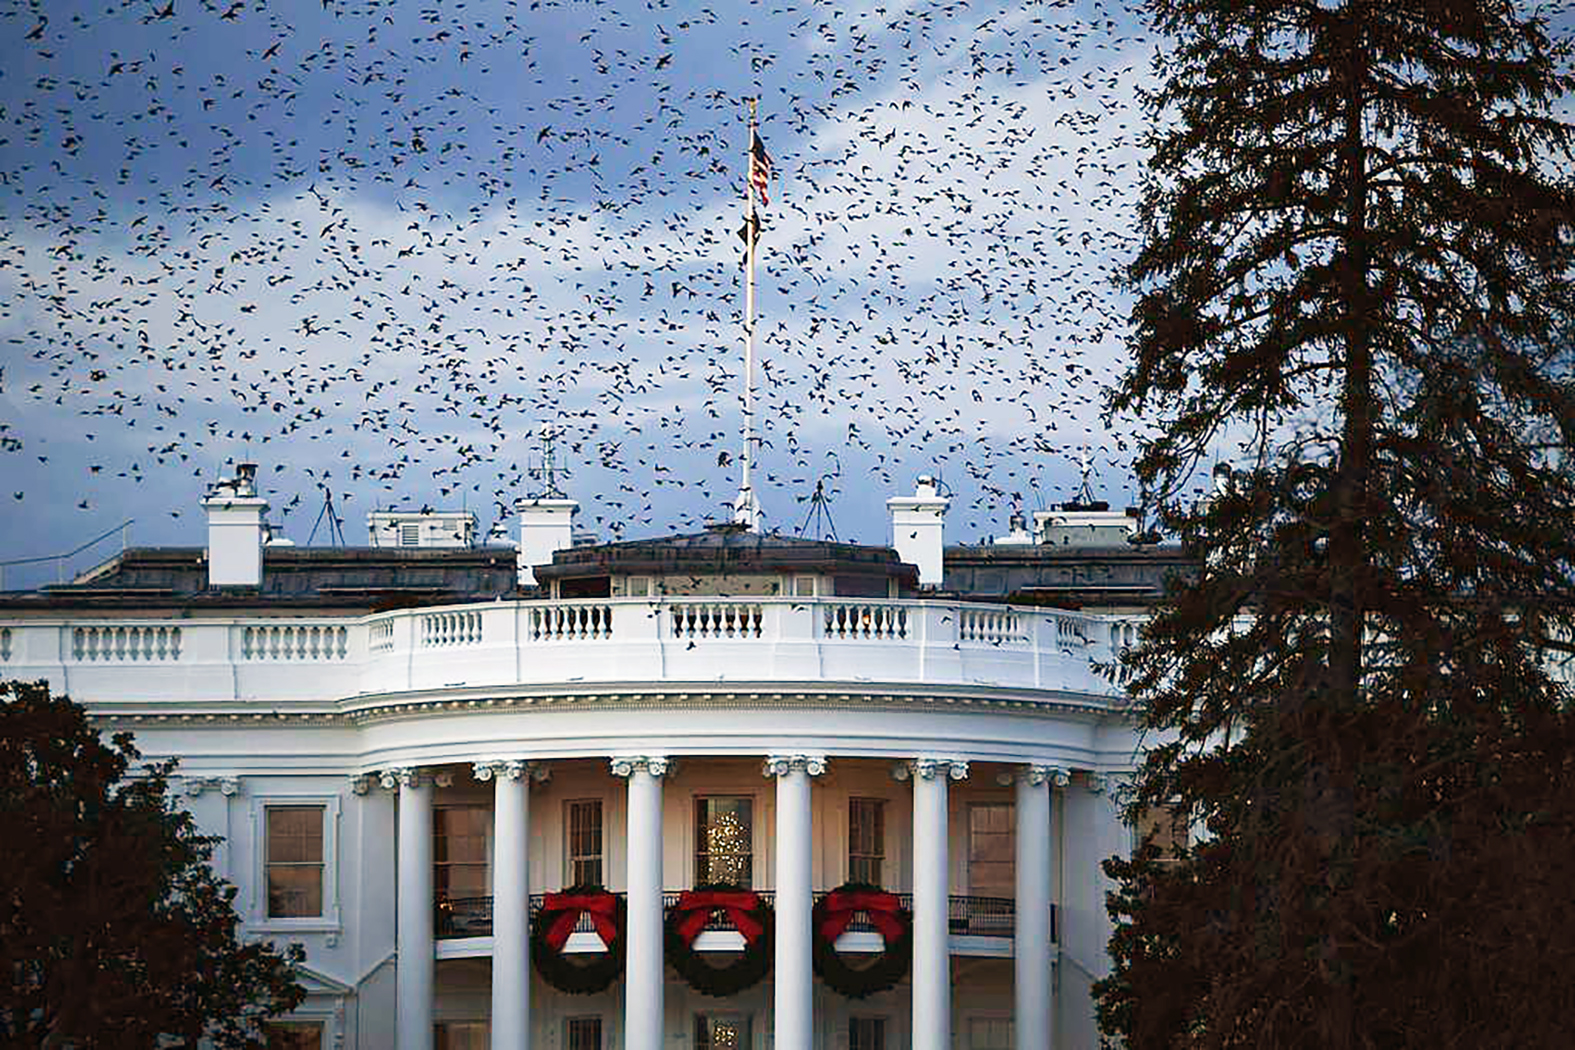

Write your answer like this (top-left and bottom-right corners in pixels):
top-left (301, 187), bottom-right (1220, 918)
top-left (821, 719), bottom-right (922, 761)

top-left (267, 807), bottom-right (324, 864)
top-left (694, 1015), bottom-right (749, 1050)
top-left (262, 1021), bottom-right (323, 1050)
top-left (567, 800), bottom-right (604, 886)
top-left (566, 1017), bottom-right (602, 1050)
top-left (849, 798), bottom-right (886, 885)
top-left (850, 1016), bottom-right (886, 1050)
top-left (968, 804), bottom-right (1014, 897)
top-left (268, 864), bottom-right (323, 918)
top-left (695, 798), bottom-right (753, 888)
top-left (434, 808), bottom-right (489, 863)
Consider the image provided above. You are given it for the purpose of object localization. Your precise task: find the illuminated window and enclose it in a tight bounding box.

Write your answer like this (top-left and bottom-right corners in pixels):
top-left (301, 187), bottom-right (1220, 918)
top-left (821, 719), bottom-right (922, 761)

top-left (693, 1014), bottom-right (751, 1049)
top-left (967, 803), bottom-right (1014, 897)
top-left (566, 799), bottom-right (604, 886)
top-left (266, 806), bottom-right (324, 918)
top-left (434, 806), bottom-right (489, 900)
top-left (694, 797), bottom-right (753, 888)
top-left (848, 798), bottom-right (886, 885)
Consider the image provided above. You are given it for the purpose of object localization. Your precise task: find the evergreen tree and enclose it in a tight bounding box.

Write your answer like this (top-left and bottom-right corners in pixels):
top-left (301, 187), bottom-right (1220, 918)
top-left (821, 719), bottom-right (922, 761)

top-left (1, 680), bottom-right (306, 1047)
top-left (1095, 0), bottom-right (1575, 1045)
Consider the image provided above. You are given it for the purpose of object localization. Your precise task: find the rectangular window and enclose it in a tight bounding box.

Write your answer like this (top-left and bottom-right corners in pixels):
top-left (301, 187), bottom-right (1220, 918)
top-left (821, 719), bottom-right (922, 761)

top-left (694, 797), bottom-right (753, 888)
top-left (434, 1022), bottom-right (488, 1050)
top-left (261, 1022), bottom-right (323, 1050)
top-left (434, 806), bottom-right (490, 901)
top-left (693, 1014), bottom-right (751, 1049)
top-left (266, 806), bottom-right (325, 918)
top-left (850, 1016), bottom-right (887, 1050)
top-left (566, 799), bottom-right (604, 887)
top-left (848, 798), bottom-right (886, 885)
top-left (1136, 802), bottom-right (1188, 865)
top-left (967, 803), bottom-right (1014, 897)
top-left (566, 1017), bottom-right (603, 1050)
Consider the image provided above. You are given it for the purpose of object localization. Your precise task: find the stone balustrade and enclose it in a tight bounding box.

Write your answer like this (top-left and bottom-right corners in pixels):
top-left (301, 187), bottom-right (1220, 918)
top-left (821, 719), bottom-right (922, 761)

top-left (0, 597), bottom-right (1130, 707)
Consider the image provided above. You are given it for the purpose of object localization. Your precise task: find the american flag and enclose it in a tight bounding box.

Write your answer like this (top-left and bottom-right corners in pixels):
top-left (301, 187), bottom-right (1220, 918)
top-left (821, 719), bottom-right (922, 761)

top-left (750, 130), bottom-right (773, 207)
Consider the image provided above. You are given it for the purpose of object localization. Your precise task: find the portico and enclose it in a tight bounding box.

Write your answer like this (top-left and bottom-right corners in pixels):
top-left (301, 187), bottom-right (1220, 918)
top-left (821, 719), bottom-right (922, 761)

top-left (376, 750), bottom-right (1096, 1049)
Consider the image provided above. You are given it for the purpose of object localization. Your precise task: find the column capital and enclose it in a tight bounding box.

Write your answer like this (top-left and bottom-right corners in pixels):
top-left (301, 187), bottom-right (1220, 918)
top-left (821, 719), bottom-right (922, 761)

top-left (610, 755), bottom-right (670, 779)
top-left (473, 759), bottom-right (545, 783)
top-left (996, 764), bottom-right (1070, 788)
top-left (380, 767), bottom-right (423, 790)
top-left (1085, 770), bottom-right (1135, 799)
top-left (763, 755), bottom-right (827, 778)
top-left (893, 758), bottom-right (969, 782)
top-left (348, 774), bottom-right (374, 795)
top-left (185, 775), bottom-right (241, 797)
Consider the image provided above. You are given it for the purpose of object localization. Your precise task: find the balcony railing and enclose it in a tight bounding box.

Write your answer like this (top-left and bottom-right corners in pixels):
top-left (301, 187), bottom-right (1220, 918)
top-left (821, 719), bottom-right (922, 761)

top-left (1, 597), bottom-right (1130, 707)
top-left (434, 892), bottom-right (1054, 944)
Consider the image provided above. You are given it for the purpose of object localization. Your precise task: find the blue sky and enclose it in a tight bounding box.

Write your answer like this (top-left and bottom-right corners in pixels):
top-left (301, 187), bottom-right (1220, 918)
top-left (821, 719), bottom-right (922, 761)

top-left (8, 0), bottom-right (1540, 587)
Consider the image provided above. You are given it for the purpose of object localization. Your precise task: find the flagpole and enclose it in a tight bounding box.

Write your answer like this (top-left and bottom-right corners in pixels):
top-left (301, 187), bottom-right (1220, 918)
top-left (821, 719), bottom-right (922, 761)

top-left (736, 96), bottom-right (761, 530)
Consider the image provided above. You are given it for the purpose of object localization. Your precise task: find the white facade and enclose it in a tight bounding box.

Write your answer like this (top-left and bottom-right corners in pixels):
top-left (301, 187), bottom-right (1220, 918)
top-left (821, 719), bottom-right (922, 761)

top-left (2, 587), bottom-right (1147, 1049)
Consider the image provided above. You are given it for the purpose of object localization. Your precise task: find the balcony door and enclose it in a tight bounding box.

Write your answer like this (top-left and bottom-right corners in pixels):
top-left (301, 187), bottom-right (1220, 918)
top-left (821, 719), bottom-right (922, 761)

top-left (694, 797), bottom-right (754, 888)
top-left (967, 802), bottom-right (1014, 897)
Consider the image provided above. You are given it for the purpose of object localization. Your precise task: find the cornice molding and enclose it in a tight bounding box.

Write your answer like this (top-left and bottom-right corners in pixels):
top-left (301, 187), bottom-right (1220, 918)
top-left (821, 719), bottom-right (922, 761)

top-left (88, 683), bottom-right (1131, 729)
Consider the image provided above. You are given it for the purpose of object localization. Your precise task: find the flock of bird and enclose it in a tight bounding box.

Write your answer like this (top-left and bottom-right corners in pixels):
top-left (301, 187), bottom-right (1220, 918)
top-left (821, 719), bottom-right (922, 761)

top-left (0, 0), bottom-right (1164, 562)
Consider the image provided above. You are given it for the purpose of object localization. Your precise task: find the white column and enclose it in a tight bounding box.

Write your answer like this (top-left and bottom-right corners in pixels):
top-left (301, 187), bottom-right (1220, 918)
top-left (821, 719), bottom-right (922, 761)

top-left (390, 768), bottom-right (433, 1050)
top-left (1006, 765), bottom-right (1065, 1050)
top-left (901, 758), bottom-right (967, 1050)
top-left (476, 761), bottom-right (534, 1050)
top-left (612, 756), bottom-right (669, 1050)
top-left (765, 755), bottom-right (826, 1048)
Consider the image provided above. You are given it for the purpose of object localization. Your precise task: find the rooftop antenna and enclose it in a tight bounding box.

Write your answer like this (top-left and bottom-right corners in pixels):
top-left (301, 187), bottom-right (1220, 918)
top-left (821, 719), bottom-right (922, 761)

top-left (306, 485), bottom-right (347, 546)
top-left (797, 474), bottom-right (840, 542)
top-left (527, 422), bottom-right (569, 498)
top-left (1074, 443), bottom-right (1099, 505)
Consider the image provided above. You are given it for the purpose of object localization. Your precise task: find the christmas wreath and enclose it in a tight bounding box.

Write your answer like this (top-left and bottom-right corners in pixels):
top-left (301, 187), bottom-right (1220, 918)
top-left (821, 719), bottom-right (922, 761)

top-left (663, 883), bottom-right (774, 997)
top-left (812, 881), bottom-right (912, 998)
top-left (529, 885), bottom-right (626, 995)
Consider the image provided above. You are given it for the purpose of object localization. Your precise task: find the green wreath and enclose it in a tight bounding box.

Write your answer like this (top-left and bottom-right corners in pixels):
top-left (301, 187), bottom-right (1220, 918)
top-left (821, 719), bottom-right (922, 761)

top-left (529, 885), bottom-right (626, 995)
top-left (811, 881), bottom-right (912, 998)
top-left (663, 883), bottom-right (774, 997)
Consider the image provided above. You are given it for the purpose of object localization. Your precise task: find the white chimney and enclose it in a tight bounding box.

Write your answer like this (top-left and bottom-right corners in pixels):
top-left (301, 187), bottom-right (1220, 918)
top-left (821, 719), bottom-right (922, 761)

top-left (515, 496), bottom-right (579, 587)
top-left (202, 463), bottom-right (269, 588)
top-left (887, 475), bottom-right (949, 588)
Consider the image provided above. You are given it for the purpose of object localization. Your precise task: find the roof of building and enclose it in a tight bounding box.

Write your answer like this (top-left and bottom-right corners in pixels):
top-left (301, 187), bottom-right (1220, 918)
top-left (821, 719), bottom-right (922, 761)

top-left (0, 528), bottom-right (1194, 613)
top-left (943, 541), bottom-right (1193, 607)
top-left (533, 524), bottom-right (918, 587)
top-left (0, 545), bottom-right (520, 613)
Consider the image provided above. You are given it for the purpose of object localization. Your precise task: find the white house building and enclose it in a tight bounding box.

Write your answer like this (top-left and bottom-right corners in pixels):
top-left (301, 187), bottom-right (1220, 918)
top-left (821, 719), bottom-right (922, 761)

top-left (0, 468), bottom-right (1190, 1050)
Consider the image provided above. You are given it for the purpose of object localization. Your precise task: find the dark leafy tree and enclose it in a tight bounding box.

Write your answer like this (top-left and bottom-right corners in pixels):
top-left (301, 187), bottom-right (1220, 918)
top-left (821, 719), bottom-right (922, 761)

top-left (0, 680), bottom-right (306, 1048)
top-left (1095, 0), bottom-right (1575, 1046)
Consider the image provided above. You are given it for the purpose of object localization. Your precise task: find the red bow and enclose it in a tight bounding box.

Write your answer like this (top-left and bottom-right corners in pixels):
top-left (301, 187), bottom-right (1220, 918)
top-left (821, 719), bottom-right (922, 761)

top-left (818, 889), bottom-right (905, 943)
top-left (672, 890), bottom-right (765, 945)
top-left (541, 891), bottom-right (620, 951)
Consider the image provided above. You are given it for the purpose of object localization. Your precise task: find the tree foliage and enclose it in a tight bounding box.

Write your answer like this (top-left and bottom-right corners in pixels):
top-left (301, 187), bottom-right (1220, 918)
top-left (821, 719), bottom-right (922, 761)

top-left (1096, 0), bottom-right (1575, 1045)
top-left (0, 680), bottom-right (305, 1048)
